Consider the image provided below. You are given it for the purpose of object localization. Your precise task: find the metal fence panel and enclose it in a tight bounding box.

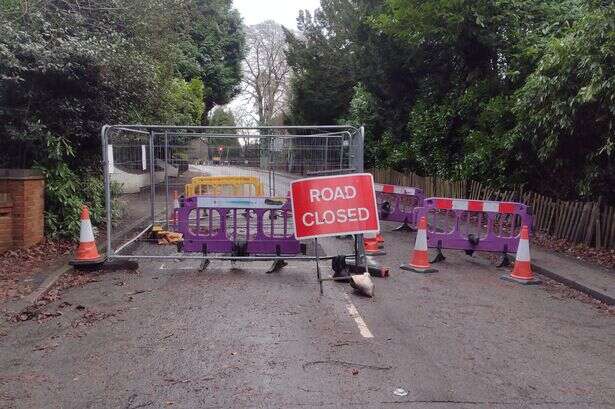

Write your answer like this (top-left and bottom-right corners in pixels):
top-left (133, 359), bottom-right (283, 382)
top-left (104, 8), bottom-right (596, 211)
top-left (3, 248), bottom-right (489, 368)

top-left (102, 125), bottom-right (362, 261)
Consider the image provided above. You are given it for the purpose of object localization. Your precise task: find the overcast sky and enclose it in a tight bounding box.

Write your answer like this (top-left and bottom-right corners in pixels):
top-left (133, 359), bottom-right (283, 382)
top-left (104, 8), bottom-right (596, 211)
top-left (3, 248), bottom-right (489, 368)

top-left (228, 1), bottom-right (322, 123)
top-left (233, 0), bottom-right (321, 29)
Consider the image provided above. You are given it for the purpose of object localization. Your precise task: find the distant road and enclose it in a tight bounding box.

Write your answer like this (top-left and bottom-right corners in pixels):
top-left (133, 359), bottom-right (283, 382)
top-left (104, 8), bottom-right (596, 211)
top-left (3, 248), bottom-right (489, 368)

top-left (188, 164), bottom-right (299, 196)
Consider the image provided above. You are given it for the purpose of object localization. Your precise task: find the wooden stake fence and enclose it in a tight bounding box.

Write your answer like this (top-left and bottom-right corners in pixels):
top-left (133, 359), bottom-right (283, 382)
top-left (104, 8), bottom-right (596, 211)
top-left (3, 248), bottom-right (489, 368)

top-left (371, 168), bottom-right (615, 250)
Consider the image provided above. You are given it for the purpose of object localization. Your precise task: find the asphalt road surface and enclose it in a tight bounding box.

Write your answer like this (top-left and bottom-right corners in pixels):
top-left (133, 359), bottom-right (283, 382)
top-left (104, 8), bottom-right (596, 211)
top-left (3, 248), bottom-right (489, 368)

top-left (1, 221), bottom-right (614, 409)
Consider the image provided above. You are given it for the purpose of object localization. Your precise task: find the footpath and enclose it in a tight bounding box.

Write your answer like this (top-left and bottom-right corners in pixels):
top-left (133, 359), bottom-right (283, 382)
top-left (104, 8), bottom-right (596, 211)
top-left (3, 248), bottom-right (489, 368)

top-left (530, 245), bottom-right (615, 305)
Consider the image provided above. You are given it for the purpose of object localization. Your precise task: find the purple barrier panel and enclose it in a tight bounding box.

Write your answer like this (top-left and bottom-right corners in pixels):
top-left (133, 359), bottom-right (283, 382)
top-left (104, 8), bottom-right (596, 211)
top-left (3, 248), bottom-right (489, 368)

top-left (374, 183), bottom-right (425, 231)
top-left (176, 196), bottom-right (301, 256)
top-left (417, 197), bottom-right (533, 266)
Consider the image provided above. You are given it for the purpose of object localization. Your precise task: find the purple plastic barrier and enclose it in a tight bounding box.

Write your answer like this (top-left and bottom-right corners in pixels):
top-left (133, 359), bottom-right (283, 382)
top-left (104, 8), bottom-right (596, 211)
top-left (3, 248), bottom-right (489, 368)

top-left (417, 197), bottom-right (533, 264)
top-left (176, 196), bottom-right (302, 256)
top-left (374, 183), bottom-right (425, 230)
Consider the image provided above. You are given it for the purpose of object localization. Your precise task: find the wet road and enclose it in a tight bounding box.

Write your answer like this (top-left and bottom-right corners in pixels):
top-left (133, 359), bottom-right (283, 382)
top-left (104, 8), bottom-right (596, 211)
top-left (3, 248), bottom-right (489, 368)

top-left (1, 221), bottom-right (614, 408)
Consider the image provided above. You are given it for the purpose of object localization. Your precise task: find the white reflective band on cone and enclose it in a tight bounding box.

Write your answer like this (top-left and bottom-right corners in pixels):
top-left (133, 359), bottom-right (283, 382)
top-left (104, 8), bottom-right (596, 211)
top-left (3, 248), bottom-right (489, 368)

top-left (415, 228), bottom-right (428, 251)
top-left (80, 219), bottom-right (95, 243)
top-left (516, 238), bottom-right (530, 262)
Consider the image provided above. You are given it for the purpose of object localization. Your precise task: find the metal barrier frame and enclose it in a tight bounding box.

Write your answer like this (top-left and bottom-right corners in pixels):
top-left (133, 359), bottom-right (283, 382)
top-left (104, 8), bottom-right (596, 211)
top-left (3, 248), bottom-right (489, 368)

top-left (101, 125), bottom-right (366, 267)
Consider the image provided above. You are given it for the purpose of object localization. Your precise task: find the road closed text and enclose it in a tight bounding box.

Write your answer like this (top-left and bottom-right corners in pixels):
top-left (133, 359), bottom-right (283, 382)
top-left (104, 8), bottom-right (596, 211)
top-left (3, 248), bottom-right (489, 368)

top-left (302, 186), bottom-right (370, 226)
top-left (290, 174), bottom-right (379, 239)
top-left (302, 207), bottom-right (370, 226)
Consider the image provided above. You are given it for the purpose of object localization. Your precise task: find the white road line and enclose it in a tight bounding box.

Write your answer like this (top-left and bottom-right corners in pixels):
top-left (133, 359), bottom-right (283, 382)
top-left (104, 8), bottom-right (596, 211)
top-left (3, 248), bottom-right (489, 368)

top-left (344, 294), bottom-right (374, 338)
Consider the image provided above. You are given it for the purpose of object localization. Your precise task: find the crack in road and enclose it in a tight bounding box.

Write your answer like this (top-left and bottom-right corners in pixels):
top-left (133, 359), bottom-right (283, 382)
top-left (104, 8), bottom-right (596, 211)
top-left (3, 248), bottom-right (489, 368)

top-left (302, 360), bottom-right (392, 371)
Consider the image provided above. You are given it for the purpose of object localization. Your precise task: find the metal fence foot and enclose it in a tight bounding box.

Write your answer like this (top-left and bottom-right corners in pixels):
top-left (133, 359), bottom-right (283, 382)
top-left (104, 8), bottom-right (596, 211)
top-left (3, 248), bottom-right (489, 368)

top-left (496, 253), bottom-right (511, 268)
top-left (393, 222), bottom-right (413, 232)
top-left (266, 259), bottom-right (287, 274)
top-left (431, 248), bottom-right (446, 263)
top-left (331, 255), bottom-right (347, 277)
top-left (199, 259), bottom-right (210, 271)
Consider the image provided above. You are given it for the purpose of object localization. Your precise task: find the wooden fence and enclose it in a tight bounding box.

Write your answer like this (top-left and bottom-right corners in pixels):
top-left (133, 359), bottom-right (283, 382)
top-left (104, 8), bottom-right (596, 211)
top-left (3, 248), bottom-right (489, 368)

top-left (371, 168), bottom-right (615, 250)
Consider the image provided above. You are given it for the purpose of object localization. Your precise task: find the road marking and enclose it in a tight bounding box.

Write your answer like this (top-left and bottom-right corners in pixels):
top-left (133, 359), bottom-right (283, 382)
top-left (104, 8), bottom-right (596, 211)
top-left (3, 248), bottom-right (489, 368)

top-left (344, 294), bottom-right (374, 338)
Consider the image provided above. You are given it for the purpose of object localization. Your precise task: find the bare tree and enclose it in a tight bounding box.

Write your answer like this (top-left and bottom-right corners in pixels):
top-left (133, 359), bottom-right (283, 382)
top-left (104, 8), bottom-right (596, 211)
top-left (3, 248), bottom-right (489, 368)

top-left (242, 20), bottom-right (290, 126)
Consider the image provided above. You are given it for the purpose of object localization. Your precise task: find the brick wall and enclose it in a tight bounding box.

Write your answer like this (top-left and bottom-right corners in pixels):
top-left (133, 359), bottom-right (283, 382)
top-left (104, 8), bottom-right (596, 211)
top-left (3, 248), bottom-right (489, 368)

top-left (0, 169), bottom-right (45, 250)
top-left (0, 195), bottom-right (13, 253)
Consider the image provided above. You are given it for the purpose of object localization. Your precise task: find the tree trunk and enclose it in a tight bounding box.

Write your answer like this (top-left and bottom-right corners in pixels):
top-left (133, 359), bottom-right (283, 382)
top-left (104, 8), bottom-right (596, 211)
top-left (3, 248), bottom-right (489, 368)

top-left (201, 99), bottom-right (214, 125)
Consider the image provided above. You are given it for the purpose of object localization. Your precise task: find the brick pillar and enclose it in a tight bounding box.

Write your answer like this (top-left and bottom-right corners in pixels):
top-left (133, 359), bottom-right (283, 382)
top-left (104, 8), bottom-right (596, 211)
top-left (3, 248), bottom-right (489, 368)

top-left (0, 169), bottom-right (45, 248)
top-left (0, 195), bottom-right (13, 253)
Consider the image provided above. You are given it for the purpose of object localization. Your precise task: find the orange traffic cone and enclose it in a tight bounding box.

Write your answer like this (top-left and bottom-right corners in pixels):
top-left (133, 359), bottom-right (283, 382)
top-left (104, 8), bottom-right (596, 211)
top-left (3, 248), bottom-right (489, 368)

top-left (501, 225), bottom-right (541, 285)
top-left (364, 232), bottom-right (385, 255)
top-left (401, 216), bottom-right (437, 273)
top-left (69, 206), bottom-right (105, 267)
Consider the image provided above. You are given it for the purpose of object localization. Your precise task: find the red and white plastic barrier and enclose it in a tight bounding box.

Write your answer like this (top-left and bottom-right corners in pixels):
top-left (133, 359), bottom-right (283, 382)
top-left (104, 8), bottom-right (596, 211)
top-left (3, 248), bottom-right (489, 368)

top-left (431, 198), bottom-right (518, 214)
top-left (374, 183), bottom-right (425, 230)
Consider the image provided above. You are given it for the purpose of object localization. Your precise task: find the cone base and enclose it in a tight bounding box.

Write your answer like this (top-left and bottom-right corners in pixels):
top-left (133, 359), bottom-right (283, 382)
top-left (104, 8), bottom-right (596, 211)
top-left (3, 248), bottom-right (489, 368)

top-left (69, 255), bottom-right (106, 267)
top-left (365, 250), bottom-right (386, 256)
top-left (400, 264), bottom-right (437, 274)
top-left (500, 275), bottom-right (541, 285)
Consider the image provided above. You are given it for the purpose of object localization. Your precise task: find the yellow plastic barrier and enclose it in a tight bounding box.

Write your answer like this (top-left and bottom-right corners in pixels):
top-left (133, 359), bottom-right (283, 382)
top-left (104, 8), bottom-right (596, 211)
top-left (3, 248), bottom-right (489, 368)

top-left (185, 176), bottom-right (264, 197)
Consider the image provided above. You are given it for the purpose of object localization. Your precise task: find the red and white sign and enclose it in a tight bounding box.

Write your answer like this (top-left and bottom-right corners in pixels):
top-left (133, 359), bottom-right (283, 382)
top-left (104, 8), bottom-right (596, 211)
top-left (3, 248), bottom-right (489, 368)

top-left (290, 173), bottom-right (380, 240)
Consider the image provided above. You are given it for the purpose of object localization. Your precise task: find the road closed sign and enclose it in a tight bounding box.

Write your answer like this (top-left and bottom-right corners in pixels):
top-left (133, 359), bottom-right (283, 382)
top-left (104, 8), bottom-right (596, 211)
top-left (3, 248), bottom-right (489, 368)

top-left (290, 173), bottom-right (380, 240)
